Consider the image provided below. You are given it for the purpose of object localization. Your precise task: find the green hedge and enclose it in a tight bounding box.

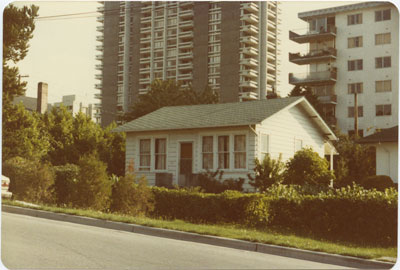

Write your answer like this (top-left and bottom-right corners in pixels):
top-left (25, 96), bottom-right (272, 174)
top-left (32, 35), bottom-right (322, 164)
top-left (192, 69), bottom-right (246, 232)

top-left (150, 185), bottom-right (397, 246)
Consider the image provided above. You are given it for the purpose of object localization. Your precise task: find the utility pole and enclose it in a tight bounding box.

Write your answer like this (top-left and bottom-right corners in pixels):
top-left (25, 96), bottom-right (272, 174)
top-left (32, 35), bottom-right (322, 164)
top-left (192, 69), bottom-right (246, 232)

top-left (354, 90), bottom-right (358, 139)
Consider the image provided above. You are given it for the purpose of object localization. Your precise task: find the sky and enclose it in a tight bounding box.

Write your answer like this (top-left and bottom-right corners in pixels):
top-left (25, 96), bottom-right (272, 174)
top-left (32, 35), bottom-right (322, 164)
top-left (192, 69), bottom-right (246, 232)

top-left (3, 0), bottom-right (395, 104)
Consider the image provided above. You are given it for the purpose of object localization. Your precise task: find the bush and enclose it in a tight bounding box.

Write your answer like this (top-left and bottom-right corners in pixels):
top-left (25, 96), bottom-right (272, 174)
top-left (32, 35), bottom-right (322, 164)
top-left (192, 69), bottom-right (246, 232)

top-left (248, 154), bottom-right (285, 192)
top-left (72, 154), bottom-right (112, 210)
top-left (360, 175), bottom-right (395, 191)
top-left (284, 148), bottom-right (334, 187)
top-left (196, 169), bottom-right (244, 193)
top-left (53, 164), bottom-right (80, 206)
top-left (110, 173), bottom-right (154, 216)
top-left (3, 157), bottom-right (55, 203)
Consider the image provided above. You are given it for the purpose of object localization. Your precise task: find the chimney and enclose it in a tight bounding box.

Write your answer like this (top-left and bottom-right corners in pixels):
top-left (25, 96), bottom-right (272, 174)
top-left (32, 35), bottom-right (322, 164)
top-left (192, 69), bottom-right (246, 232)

top-left (37, 82), bottom-right (48, 114)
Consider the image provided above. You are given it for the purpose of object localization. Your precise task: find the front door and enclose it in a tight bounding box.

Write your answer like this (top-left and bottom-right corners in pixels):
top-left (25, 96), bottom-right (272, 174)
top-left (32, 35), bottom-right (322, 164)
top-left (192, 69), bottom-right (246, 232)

top-left (178, 142), bottom-right (193, 186)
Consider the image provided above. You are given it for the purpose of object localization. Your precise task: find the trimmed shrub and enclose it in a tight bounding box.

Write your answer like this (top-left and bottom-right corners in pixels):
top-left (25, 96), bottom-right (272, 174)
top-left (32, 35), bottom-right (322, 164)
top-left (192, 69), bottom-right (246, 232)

top-left (360, 175), bottom-right (395, 191)
top-left (110, 174), bottom-right (154, 216)
top-left (196, 169), bottom-right (244, 193)
top-left (284, 148), bottom-right (334, 186)
top-left (3, 157), bottom-right (55, 203)
top-left (248, 154), bottom-right (285, 192)
top-left (53, 164), bottom-right (79, 206)
top-left (72, 154), bottom-right (112, 210)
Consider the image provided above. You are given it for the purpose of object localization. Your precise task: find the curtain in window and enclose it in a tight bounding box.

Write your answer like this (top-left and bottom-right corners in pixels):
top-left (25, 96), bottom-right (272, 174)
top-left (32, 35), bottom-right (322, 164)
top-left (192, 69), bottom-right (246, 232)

top-left (218, 136), bottom-right (229, 169)
top-left (155, 139), bottom-right (166, 170)
top-left (139, 139), bottom-right (151, 170)
top-left (234, 135), bottom-right (246, 169)
top-left (202, 136), bottom-right (213, 169)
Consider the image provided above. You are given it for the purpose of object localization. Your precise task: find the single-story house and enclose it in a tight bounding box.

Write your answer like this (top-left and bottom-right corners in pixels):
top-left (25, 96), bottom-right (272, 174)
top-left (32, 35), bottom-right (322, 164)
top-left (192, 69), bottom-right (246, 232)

top-left (114, 96), bottom-right (337, 190)
top-left (358, 126), bottom-right (398, 183)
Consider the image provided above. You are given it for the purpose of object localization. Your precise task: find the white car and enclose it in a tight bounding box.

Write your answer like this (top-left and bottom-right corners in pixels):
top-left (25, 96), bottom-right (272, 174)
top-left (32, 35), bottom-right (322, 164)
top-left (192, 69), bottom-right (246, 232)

top-left (2, 175), bottom-right (12, 199)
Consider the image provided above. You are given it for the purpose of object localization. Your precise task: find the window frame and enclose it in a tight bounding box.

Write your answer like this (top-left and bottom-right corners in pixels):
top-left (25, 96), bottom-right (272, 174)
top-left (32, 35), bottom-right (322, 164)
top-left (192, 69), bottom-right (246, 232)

top-left (375, 9), bottom-right (391, 22)
top-left (347, 13), bottom-right (362, 25)
top-left (376, 104), bottom-right (392, 116)
top-left (201, 136), bottom-right (214, 170)
top-left (139, 139), bottom-right (151, 171)
top-left (375, 80), bottom-right (391, 92)
top-left (375, 33), bottom-right (391, 45)
top-left (348, 82), bottom-right (363, 94)
top-left (217, 135), bottom-right (230, 169)
top-left (348, 59), bottom-right (363, 71)
top-left (375, 56), bottom-right (391, 69)
top-left (233, 135), bottom-right (246, 169)
top-left (348, 36), bottom-right (363, 48)
top-left (154, 138), bottom-right (167, 171)
top-left (348, 106), bottom-right (364, 118)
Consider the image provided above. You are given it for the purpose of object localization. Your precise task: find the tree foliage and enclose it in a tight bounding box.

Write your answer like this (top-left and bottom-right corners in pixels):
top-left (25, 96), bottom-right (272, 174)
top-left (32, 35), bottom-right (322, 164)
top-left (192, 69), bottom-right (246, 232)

top-left (124, 80), bottom-right (219, 121)
top-left (248, 154), bottom-right (285, 192)
top-left (284, 148), bottom-right (334, 186)
top-left (288, 85), bottom-right (322, 115)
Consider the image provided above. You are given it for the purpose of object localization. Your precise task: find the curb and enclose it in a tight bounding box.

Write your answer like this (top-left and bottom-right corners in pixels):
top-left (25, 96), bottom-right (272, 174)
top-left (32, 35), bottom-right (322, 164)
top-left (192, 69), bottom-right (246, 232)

top-left (2, 205), bottom-right (395, 269)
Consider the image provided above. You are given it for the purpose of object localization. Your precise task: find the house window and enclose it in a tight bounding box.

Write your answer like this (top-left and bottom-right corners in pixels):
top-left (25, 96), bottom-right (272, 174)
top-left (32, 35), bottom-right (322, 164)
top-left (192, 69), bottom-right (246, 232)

top-left (347, 13), bottom-right (362, 25)
top-left (375, 33), bottom-right (391, 45)
top-left (139, 139), bottom-right (151, 171)
top-left (376, 80), bottom-right (391, 92)
top-left (155, 138), bottom-right (166, 170)
top-left (376, 104), bottom-right (391, 116)
top-left (348, 83), bottom-right (363, 94)
top-left (348, 106), bottom-right (363, 118)
top-left (202, 136), bottom-right (213, 170)
top-left (294, 139), bottom-right (303, 153)
top-left (260, 134), bottom-right (269, 159)
top-left (348, 59), bottom-right (363, 71)
top-left (234, 135), bottom-right (246, 169)
top-left (375, 56), bottom-right (391, 68)
top-left (375, 9), bottom-right (391, 22)
top-left (348, 36), bottom-right (363, 48)
top-left (218, 136), bottom-right (229, 169)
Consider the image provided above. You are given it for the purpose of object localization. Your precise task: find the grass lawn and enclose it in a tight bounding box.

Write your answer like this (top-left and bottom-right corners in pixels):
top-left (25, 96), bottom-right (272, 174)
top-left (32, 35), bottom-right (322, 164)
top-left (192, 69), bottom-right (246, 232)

top-left (2, 199), bottom-right (396, 261)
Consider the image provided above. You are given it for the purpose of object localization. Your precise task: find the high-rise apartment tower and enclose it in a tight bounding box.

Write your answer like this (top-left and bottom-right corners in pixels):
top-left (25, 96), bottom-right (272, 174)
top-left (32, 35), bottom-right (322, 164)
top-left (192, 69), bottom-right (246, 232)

top-left (289, 2), bottom-right (398, 136)
top-left (95, 1), bottom-right (279, 126)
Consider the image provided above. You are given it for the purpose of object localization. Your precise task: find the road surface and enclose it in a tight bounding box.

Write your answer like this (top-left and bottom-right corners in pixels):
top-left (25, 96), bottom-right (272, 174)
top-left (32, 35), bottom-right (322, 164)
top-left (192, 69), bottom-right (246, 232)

top-left (2, 212), bottom-right (351, 269)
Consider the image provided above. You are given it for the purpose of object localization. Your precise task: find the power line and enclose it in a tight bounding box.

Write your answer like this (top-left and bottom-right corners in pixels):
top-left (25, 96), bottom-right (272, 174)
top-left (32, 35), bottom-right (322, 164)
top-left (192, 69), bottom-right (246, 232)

top-left (35, 8), bottom-right (121, 22)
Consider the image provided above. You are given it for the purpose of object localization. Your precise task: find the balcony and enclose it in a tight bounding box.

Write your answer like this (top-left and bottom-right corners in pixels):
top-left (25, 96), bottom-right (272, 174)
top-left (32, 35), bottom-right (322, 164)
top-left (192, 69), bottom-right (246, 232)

top-left (239, 91), bottom-right (258, 101)
top-left (97, 6), bottom-right (104, 13)
top-left (95, 64), bottom-right (103, 70)
top-left (95, 74), bottom-right (102, 80)
top-left (179, 41), bottom-right (193, 49)
top-left (96, 35), bottom-right (104, 42)
top-left (289, 25), bottom-right (336, 44)
top-left (240, 36), bottom-right (258, 46)
top-left (242, 13), bottom-right (258, 25)
top-left (94, 103), bottom-right (102, 109)
top-left (289, 70), bottom-right (337, 86)
top-left (241, 24), bottom-right (258, 35)
top-left (239, 80), bottom-right (258, 88)
top-left (240, 58), bottom-right (258, 67)
top-left (178, 62), bottom-right (193, 70)
top-left (96, 16), bottom-right (104, 23)
top-left (241, 2), bottom-right (258, 13)
top-left (179, 20), bottom-right (194, 30)
top-left (96, 25), bottom-right (104, 32)
top-left (96, 45), bottom-right (104, 51)
top-left (180, 30), bottom-right (193, 39)
top-left (140, 46), bottom-right (151, 53)
top-left (96, 54), bottom-right (103, 61)
top-left (95, 83), bottom-right (102, 89)
top-left (180, 9), bottom-right (194, 19)
top-left (289, 48), bottom-right (337, 65)
top-left (318, 94), bottom-right (337, 104)
top-left (241, 46), bottom-right (258, 56)
top-left (141, 26), bottom-right (151, 33)
top-left (240, 69), bottom-right (258, 78)
top-left (94, 93), bottom-right (102, 100)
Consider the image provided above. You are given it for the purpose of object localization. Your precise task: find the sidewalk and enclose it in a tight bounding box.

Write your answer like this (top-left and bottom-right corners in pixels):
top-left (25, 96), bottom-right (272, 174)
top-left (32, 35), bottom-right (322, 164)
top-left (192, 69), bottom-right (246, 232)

top-left (2, 204), bottom-right (396, 269)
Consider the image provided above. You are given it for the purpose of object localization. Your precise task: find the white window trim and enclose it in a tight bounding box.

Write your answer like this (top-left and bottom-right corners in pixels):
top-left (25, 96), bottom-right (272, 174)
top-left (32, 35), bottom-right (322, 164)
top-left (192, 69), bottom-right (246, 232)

top-left (136, 135), bottom-right (168, 173)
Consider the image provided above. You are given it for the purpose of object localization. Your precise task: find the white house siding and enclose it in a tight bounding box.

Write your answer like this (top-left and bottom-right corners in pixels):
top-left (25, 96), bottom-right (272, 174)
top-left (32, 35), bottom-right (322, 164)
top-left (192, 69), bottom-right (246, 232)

top-left (257, 103), bottom-right (326, 162)
top-left (125, 127), bottom-right (257, 189)
top-left (375, 142), bottom-right (398, 183)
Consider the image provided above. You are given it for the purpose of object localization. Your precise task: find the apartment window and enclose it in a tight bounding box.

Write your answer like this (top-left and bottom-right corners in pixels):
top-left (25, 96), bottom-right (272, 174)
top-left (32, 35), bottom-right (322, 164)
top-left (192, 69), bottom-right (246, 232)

top-left (154, 41), bottom-right (164, 49)
top-left (119, 26), bottom-right (125, 32)
top-left (154, 61), bottom-right (163, 68)
top-left (208, 44), bottom-right (220, 53)
top-left (155, 31), bottom-right (163, 38)
top-left (155, 139), bottom-right (166, 170)
top-left (139, 139), bottom-right (151, 171)
top-left (167, 18), bottom-right (177, 26)
top-left (234, 135), bottom-right (246, 169)
top-left (375, 56), bottom-right (391, 68)
top-left (348, 106), bottom-right (363, 118)
top-left (208, 24), bottom-right (221, 31)
top-left (208, 66), bottom-right (220, 74)
top-left (167, 59), bottom-right (176, 67)
top-left (348, 36), bottom-right (363, 48)
top-left (376, 80), bottom-right (391, 92)
top-left (260, 134), bottom-right (269, 159)
top-left (208, 55), bottom-right (220, 64)
top-left (168, 8), bottom-right (177, 15)
top-left (155, 9), bottom-right (163, 17)
top-left (209, 13), bottom-right (221, 21)
top-left (154, 51), bottom-right (163, 58)
top-left (202, 136), bottom-right (213, 169)
top-left (167, 29), bottom-right (177, 36)
top-left (118, 76), bottom-right (123, 82)
top-left (209, 34), bottom-right (221, 42)
top-left (154, 20), bottom-right (164, 28)
top-left (218, 136), bottom-right (229, 169)
top-left (209, 3), bottom-right (220, 9)
top-left (376, 104), bottom-right (391, 116)
top-left (375, 33), bottom-right (391, 45)
top-left (119, 46), bottom-right (124, 52)
top-left (347, 13), bottom-right (362, 25)
top-left (348, 59), bottom-right (363, 71)
top-left (118, 66), bottom-right (123, 72)
top-left (375, 9), bottom-right (391, 21)
top-left (167, 49), bottom-right (177, 57)
top-left (348, 83), bottom-right (363, 94)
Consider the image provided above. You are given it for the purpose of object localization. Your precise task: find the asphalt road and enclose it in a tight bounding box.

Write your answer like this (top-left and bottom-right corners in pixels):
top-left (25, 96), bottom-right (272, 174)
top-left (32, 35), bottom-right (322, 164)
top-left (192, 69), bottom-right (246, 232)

top-left (1, 212), bottom-right (351, 270)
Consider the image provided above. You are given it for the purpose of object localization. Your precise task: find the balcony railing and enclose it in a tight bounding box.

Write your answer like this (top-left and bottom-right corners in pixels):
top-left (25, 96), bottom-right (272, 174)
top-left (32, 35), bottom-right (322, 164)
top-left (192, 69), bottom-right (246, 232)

top-left (289, 48), bottom-right (337, 65)
top-left (318, 94), bottom-right (337, 104)
top-left (289, 25), bottom-right (336, 44)
top-left (289, 70), bottom-right (337, 86)
top-left (241, 2), bottom-right (258, 13)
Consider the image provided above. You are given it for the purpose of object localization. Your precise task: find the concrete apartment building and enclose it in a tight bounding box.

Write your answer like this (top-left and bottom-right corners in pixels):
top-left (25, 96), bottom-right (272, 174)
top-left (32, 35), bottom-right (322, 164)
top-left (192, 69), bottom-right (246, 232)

top-left (289, 2), bottom-right (398, 137)
top-left (95, 1), bottom-right (279, 126)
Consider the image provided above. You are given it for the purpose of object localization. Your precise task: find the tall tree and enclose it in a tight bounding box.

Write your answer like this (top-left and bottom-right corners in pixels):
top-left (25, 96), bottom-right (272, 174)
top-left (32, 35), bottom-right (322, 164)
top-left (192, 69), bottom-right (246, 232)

top-left (288, 85), bottom-right (322, 115)
top-left (123, 80), bottom-right (219, 122)
top-left (3, 4), bottom-right (38, 104)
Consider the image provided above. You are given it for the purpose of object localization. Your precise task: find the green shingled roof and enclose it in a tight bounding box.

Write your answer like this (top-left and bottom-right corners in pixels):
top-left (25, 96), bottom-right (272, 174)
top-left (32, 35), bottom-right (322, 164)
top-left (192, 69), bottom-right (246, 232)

top-left (358, 126), bottom-right (398, 144)
top-left (114, 96), bottom-right (304, 133)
